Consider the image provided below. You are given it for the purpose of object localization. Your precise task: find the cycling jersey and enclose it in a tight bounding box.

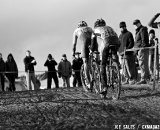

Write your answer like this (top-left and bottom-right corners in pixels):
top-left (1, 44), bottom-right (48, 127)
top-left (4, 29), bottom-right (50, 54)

top-left (94, 26), bottom-right (120, 58)
top-left (94, 26), bottom-right (119, 46)
top-left (73, 27), bottom-right (93, 58)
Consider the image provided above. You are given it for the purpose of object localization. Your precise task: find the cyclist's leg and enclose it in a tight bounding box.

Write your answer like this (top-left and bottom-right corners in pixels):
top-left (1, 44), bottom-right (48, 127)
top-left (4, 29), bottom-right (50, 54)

top-left (101, 64), bottom-right (107, 88)
top-left (81, 44), bottom-right (90, 86)
top-left (100, 46), bottom-right (109, 92)
top-left (112, 48), bottom-right (121, 69)
top-left (82, 57), bottom-right (90, 84)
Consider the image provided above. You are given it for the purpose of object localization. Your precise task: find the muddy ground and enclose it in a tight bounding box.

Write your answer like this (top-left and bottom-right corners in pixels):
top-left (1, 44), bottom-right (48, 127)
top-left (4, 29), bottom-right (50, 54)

top-left (0, 84), bottom-right (160, 130)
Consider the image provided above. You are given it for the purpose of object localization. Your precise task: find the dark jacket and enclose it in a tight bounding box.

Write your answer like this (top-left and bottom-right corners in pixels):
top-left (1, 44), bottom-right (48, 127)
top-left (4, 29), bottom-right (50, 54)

top-left (24, 56), bottom-right (37, 72)
top-left (6, 60), bottom-right (18, 78)
top-left (134, 25), bottom-right (149, 48)
top-left (72, 58), bottom-right (83, 72)
top-left (149, 38), bottom-right (159, 55)
top-left (148, 14), bottom-right (160, 29)
top-left (0, 58), bottom-right (5, 73)
top-left (44, 59), bottom-right (57, 72)
top-left (58, 59), bottom-right (72, 77)
top-left (118, 29), bottom-right (134, 55)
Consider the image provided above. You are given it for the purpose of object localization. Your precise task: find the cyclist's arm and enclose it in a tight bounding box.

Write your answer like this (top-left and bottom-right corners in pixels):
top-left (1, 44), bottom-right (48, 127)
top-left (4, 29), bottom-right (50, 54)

top-left (91, 34), bottom-right (98, 52)
top-left (72, 32), bottom-right (78, 56)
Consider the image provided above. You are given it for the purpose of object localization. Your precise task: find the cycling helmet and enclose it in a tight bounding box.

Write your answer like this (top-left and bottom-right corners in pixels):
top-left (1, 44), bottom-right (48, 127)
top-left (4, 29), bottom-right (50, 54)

top-left (94, 18), bottom-right (106, 28)
top-left (78, 21), bottom-right (88, 28)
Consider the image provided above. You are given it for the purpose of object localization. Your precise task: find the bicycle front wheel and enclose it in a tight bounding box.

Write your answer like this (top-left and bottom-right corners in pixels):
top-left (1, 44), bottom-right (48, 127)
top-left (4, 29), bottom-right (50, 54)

top-left (107, 62), bottom-right (121, 100)
top-left (80, 64), bottom-right (90, 92)
top-left (91, 62), bottom-right (101, 94)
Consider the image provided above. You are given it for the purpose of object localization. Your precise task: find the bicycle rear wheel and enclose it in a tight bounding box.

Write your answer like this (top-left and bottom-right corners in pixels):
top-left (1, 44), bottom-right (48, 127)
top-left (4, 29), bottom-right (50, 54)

top-left (107, 62), bottom-right (121, 100)
top-left (90, 62), bottom-right (101, 94)
top-left (80, 64), bottom-right (90, 92)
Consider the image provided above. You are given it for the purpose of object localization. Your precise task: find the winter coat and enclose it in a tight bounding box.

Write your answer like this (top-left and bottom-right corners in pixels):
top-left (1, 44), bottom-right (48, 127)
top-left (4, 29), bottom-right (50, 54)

top-left (44, 59), bottom-right (57, 72)
top-left (149, 38), bottom-right (159, 55)
top-left (0, 58), bottom-right (5, 73)
top-left (72, 58), bottom-right (83, 71)
top-left (134, 25), bottom-right (149, 48)
top-left (119, 29), bottom-right (134, 55)
top-left (24, 56), bottom-right (37, 72)
top-left (58, 59), bottom-right (72, 77)
top-left (5, 60), bottom-right (18, 78)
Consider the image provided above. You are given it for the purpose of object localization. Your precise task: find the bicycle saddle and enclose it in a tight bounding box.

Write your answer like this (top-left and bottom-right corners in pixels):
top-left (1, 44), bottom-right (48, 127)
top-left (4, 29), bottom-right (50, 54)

top-left (93, 51), bottom-right (100, 54)
top-left (109, 45), bottom-right (117, 48)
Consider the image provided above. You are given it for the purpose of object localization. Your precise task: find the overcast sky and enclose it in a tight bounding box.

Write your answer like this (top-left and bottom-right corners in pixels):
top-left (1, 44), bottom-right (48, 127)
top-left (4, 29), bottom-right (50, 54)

top-left (0, 0), bottom-right (160, 73)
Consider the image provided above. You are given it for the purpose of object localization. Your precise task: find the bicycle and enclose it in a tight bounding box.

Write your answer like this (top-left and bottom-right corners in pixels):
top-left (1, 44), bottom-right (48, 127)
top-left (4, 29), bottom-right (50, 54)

top-left (80, 50), bottom-right (101, 94)
top-left (81, 45), bottom-right (121, 99)
top-left (102, 45), bottom-right (121, 99)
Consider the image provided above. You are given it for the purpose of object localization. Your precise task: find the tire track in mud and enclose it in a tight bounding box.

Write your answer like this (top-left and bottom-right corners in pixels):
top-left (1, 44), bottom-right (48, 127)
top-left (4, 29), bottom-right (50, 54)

top-left (0, 86), bottom-right (159, 129)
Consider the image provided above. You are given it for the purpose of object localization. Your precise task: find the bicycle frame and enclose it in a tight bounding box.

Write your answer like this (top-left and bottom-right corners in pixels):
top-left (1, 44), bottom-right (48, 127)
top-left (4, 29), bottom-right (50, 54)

top-left (105, 45), bottom-right (121, 99)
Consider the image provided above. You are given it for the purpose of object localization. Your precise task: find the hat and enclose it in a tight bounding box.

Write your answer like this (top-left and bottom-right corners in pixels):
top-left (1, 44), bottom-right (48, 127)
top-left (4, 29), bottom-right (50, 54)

top-left (119, 21), bottom-right (126, 28)
top-left (62, 54), bottom-right (66, 57)
top-left (149, 29), bottom-right (155, 35)
top-left (133, 19), bottom-right (140, 25)
top-left (48, 54), bottom-right (52, 59)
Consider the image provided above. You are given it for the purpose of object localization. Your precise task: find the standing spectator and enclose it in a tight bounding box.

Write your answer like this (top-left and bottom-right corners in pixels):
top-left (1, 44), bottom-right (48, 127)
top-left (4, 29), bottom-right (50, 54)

top-left (148, 13), bottom-right (160, 82)
top-left (118, 21), bottom-right (137, 85)
top-left (24, 50), bottom-right (38, 90)
top-left (0, 53), bottom-right (5, 91)
top-left (44, 54), bottom-right (59, 89)
top-left (5, 53), bottom-right (18, 91)
top-left (72, 52), bottom-right (83, 87)
top-left (58, 54), bottom-right (72, 88)
top-left (148, 29), bottom-right (159, 81)
top-left (133, 19), bottom-right (150, 84)
top-left (148, 13), bottom-right (160, 29)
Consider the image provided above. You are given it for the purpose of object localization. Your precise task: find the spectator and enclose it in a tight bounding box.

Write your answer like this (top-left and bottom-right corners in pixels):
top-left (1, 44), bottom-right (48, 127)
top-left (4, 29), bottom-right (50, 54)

top-left (148, 13), bottom-right (160, 29)
top-left (44, 54), bottom-right (59, 89)
top-left (148, 29), bottom-right (159, 81)
top-left (5, 53), bottom-right (18, 91)
top-left (148, 13), bottom-right (160, 81)
top-left (24, 50), bottom-right (38, 90)
top-left (58, 54), bottom-right (72, 88)
top-left (72, 52), bottom-right (83, 87)
top-left (133, 19), bottom-right (150, 84)
top-left (0, 53), bottom-right (5, 91)
top-left (118, 21), bottom-right (136, 85)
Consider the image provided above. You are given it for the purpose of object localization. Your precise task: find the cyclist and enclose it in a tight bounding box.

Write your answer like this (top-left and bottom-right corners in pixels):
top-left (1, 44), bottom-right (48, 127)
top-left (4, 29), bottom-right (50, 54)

top-left (72, 21), bottom-right (93, 89)
top-left (92, 18), bottom-right (120, 97)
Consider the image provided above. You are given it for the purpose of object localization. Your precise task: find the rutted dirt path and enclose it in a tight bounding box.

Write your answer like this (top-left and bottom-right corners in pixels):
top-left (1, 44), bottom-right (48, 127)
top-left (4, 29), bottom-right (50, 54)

top-left (0, 86), bottom-right (160, 130)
